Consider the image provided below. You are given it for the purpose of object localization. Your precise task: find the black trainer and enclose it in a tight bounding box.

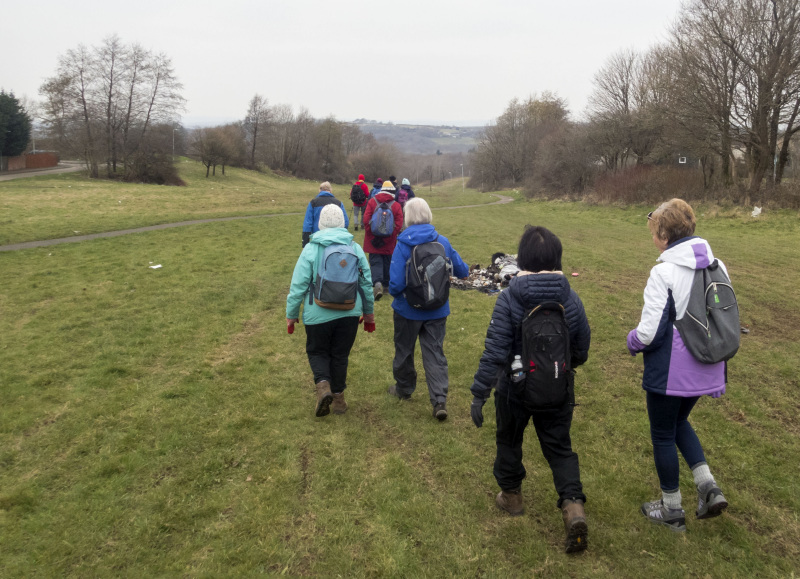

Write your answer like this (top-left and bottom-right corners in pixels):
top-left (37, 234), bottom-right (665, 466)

top-left (433, 402), bottom-right (448, 421)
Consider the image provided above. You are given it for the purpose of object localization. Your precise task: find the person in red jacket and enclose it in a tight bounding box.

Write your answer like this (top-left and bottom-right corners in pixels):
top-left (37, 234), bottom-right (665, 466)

top-left (362, 180), bottom-right (404, 300)
top-left (350, 174), bottom-right (371, 231)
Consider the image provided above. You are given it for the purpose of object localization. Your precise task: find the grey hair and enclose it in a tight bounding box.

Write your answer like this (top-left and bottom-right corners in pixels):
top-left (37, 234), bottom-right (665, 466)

top-left (319, 181), bottom-right (332, 192)
top-left (403, 197), bottom-right (432, 226)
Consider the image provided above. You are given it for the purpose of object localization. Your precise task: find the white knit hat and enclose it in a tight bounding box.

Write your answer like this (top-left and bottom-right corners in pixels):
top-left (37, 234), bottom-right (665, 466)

top-left (318, 204), bottom-right (345, 230)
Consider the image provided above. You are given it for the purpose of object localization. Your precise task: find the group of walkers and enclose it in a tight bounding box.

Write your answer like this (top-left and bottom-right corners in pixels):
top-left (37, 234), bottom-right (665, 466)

top-left (288, 185), bottom-right (732, 554)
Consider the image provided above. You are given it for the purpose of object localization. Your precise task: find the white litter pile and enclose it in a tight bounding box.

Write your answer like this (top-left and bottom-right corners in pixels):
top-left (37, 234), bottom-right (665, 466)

top-left (451, 253), bottom-right (519, 294)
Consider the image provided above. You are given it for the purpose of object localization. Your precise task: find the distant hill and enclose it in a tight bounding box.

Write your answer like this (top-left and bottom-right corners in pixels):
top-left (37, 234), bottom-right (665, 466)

top-left (352, 121), bottom-right (484, 155)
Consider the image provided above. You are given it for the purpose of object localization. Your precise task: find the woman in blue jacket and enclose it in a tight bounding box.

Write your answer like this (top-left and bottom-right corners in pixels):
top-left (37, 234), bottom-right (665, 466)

top-left (627, 199), bottom-right (729, 532)
top-left (470, 225), bottom-right (591, 554)
top-left (387, 198), bottom-right (469, 420)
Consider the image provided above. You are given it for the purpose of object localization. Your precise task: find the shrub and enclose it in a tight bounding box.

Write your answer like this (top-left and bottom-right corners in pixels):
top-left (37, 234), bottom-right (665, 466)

top-left (124, 151), bottom-right (186, 186)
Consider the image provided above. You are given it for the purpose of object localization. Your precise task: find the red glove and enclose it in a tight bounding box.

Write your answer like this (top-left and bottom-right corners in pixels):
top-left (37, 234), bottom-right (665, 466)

top-left (287, 318), bottom-right (298, 334)
top-left (362, 313), bottom-right (375, 333)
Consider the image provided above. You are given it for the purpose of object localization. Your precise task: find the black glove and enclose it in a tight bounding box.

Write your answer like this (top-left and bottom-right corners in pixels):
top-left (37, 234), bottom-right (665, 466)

top-left (470, 396), bottom-right (487, 428)
top-left (372, 237), bottom-right (385, 248)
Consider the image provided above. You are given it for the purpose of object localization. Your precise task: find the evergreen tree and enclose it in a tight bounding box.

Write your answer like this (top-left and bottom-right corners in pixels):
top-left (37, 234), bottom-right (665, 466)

top-left (0, 91), bottom-right (32, 157)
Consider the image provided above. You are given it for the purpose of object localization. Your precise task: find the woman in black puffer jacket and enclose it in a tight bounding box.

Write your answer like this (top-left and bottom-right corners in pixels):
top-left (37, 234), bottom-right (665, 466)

top-left (470, 225), bottom-right (591, 554)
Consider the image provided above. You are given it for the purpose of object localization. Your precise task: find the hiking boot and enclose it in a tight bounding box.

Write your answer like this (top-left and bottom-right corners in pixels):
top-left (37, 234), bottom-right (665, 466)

top-left (387, 384), bottom-right (411, 400)
top-left (696, 481), bottom-right (728, 519)
top-left (562, 499), bottom-right (588, 553)
top-left (315, 380), bottom-right (333, 417)
top-left (433, 402), bottom-right (448, 421)
top-left (354, 224), bottom-right (359, 231)
top-left (331, 392), bottom-right (348, 415)
top-left (373, 282), bottom-right (383, 301)
top-left (496, 488), bottom-right (524, 516)
top-left (641, 499), bottom-right (686, 532)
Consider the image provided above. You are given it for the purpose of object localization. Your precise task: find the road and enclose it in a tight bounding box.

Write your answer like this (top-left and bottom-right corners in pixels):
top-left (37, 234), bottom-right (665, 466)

top-left (0, 161), bottom-right (85, 182)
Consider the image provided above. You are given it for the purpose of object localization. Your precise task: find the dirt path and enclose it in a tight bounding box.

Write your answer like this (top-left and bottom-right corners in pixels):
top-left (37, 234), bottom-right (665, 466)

top-left (0, 194), bottom-right (515, 252)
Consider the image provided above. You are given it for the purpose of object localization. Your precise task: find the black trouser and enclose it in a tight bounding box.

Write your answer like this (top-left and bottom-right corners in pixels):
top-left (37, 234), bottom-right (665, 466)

top-left (304, 317), bottom-right (359, 393)
top-left (392, 312), bottom-right (448, 405)
top-left (493, 391), bottom-right (585, 508)
top-left (369, 253), bottom-right (391, 287)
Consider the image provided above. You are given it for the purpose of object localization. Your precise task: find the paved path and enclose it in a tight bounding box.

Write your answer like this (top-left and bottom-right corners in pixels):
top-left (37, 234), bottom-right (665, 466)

top-left (0, 161), bottom-right (85, 182)
top-left (0, 194), bottom-right (515, 253)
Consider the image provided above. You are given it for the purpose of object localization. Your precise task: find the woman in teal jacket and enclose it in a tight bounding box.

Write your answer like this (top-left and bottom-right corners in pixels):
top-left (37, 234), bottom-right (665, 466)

top-left (286, 205), bottom-right (375, 417)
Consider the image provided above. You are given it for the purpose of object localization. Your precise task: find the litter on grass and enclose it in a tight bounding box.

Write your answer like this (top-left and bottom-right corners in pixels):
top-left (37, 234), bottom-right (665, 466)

top-left (149, 264), bottom-right (162, 269)
top-left (451, 253), bottom-right (518, 294)
top-left (451, 253), bottom-right (581, 294)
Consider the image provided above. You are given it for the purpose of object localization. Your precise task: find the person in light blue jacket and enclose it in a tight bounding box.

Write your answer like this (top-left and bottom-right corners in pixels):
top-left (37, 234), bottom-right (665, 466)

top-left (287, 205), bottom-right (374, 417)
top-left (387, 198), bottom-right (469, 420)
top-left (627, 198), bottom-right (729, 533)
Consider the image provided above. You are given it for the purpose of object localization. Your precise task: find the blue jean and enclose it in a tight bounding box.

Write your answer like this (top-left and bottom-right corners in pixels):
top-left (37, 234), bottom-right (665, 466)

top-left (646, 391), bottom-right (706, 491)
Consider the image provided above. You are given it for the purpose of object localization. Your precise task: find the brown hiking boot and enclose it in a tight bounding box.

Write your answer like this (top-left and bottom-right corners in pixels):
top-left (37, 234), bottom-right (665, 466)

top-left (331, 392), bottom-right (348, 415)
top-left (496, 487), bottom-right (524, 516)
top-left (562, 499), bottom-right (588, 553)
top-left (315, 380), bottom-right (333, 417)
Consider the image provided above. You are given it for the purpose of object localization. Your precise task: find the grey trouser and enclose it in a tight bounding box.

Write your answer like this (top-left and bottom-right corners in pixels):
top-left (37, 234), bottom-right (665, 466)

top-left (392, 311), bottom-right (448, 405)
top-left (352, 204), bottom-right (364, 224)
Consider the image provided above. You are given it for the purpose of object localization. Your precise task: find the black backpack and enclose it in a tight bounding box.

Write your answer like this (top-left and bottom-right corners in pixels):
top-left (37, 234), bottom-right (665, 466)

top-left (350, 183), bottom-right (366, 205)
top-left (404, 238), bottom-right (453, 310)
top-left (515, 302), bottom-right (574, 411)
top-left (674, 259), bottom-right (740, 364)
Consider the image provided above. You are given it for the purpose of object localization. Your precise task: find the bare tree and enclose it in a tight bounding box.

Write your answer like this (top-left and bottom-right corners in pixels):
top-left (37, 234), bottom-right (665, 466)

top-left (243, 94), bottom-right (270, 169)
top-left (39, 36), bottom-right (184, 181)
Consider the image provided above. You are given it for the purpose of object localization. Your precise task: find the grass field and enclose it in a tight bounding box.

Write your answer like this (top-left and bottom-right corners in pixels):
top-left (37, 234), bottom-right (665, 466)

top-left (0, 162), bottom-right (494, 245)
top-left (1, 164), bottom-right (798, 577)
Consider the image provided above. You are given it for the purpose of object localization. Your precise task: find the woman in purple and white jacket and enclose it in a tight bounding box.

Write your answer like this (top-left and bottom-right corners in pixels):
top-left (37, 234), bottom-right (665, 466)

top-left (627, 198), bottom-right (729, 533)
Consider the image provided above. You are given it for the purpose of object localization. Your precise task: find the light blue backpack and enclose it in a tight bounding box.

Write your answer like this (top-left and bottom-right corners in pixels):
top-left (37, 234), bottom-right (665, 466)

top-left (309, 242), bottom-right (362, 310)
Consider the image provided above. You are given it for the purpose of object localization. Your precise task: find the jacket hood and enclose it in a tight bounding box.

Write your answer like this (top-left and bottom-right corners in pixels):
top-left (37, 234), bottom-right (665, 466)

top-left (358, 174), bottom-right (365, 181)
top-left (310, 227), bottom-right (354, 247)
top-left (658, 236), bottom-right (715, 270)
top-left (506, 272), bottom-right (571, 310)
top-left (398, 223), bottom-right (438, 246)
top-left (374, 191), bottom-right (395, 202)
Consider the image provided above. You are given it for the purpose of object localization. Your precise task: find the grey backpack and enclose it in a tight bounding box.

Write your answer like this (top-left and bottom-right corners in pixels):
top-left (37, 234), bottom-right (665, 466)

top-left (674, 259), bottom-right (739, 364)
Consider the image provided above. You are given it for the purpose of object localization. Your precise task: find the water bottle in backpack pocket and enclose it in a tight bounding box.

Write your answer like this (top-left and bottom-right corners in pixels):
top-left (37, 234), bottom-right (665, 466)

top-left (369, 200), bottom-right (395, 237)
top-left (514, 301), bottom-right (574, 411)
top-left (310, 242), bottom-right (361, 310)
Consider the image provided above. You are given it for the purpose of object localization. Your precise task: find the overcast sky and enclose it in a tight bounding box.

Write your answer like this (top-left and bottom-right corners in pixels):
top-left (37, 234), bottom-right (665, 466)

top-left (2, 0), bottom-right (682, 127)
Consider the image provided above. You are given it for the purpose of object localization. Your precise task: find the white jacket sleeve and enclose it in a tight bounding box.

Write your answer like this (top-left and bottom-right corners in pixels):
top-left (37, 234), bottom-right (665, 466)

top-left (635, 265), bottom-right (671, 346)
